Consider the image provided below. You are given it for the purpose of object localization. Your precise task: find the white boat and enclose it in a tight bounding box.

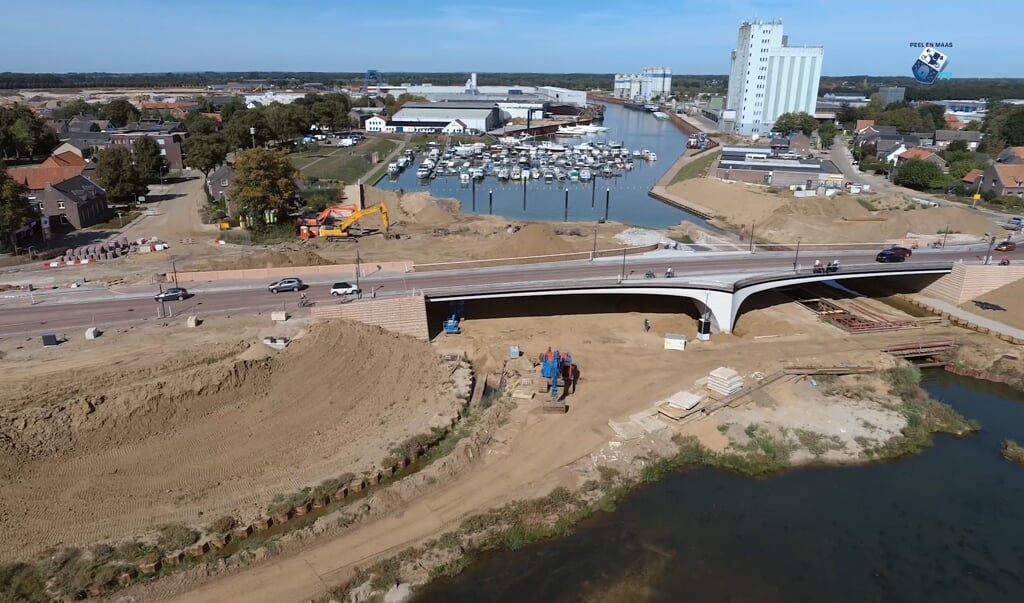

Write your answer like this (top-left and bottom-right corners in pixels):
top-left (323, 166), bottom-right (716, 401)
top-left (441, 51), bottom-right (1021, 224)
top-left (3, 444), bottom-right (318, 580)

top-left (497, 167), bottom-right (510, 180)
top-left (647, 152), bottom-right (658, 161)
top-left (652, 111), bottom-right (670, 121)
top-left (459, 172), bottom-right (471, 184)
top-left (530, 168), bottom-right (541, 180)
top-left (569, 169), bottom-right (579, 182)
top-left (557, 125), bottom-right (588, 136)
top-left (511, 166), bottom-right (522, 180)
top-left (416, 167), bottom-right (430, 179)
top-left (632, 149), bottom-right (643, 157)
top-left (543, 170), bottom-right (554, 182)
top-left (579, 124), bottom-right (609, 133)
top-left (579, 168), bottom-right (592, 182)
top-left (471, 167), bottom-right (485, 180)
top-left (554, 167), bottom-right (565, 180)
top-left (386, 162), bottom-right (400, 175)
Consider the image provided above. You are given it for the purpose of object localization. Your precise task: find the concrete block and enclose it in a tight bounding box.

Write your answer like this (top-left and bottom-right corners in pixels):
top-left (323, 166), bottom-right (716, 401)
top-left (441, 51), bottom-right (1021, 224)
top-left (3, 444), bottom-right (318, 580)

top-left (84, 327), bottom-right (102, 339)
top-left (186, 315), bottom-right (200, 328)
top-left (271, 311), bottom-right (289, 322)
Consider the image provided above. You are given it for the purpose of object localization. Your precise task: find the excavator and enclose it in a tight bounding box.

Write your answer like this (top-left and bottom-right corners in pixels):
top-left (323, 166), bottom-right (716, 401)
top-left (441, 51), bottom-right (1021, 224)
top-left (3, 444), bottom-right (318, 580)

top-left (319, 203), bottom-right (390, 241)
top-left (297, 203), bottom-right (359, 239)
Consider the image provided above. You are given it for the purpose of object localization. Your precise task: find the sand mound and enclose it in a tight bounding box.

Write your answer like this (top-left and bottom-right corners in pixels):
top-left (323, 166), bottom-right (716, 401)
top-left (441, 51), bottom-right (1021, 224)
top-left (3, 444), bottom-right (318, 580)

top-left (959, 274), bottom-right (1024, 332)
top-left (400, 192), bottom-right (460, 225)
top-left (504, 223), bottom-right (576, 257)
top-left (0, 321), bottom-right (458, 561)
top-left (673, 178), bottom-right (994, 244)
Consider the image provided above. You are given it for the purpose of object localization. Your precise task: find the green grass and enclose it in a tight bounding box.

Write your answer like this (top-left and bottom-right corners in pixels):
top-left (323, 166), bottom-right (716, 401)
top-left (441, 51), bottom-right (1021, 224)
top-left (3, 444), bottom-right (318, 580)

top-left (668, 150), bottom-right (720, 185)
top-left (290, 138), bottom-right (399, 183)
top-left (89, 210), bottom-right (141, 231)
top-left (1002, 440), bottom-right (1024, 466)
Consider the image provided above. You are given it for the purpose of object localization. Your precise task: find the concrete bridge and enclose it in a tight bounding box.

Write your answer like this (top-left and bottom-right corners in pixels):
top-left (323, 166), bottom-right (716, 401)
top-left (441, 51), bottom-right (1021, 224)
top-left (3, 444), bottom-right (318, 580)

top-left (425, 261), bottom-right (954, 333)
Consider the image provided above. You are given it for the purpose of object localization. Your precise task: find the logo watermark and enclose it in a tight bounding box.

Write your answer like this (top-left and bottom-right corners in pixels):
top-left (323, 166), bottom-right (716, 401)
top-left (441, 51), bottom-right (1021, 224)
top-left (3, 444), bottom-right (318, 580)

top-left (910, 43), bottom-right (953, 84)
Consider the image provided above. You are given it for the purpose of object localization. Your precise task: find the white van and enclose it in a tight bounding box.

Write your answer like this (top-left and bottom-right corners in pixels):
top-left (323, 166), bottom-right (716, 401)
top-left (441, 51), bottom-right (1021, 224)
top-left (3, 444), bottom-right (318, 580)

top-left (338, 138), bottom-right (355, 148)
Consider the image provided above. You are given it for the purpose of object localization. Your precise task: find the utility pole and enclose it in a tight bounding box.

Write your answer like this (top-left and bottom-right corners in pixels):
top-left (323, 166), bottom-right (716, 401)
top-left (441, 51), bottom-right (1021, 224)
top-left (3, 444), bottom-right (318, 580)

top-left (984, 234), bottom-right (996, 265)
top-left (604, 188), bottom-right (610, 222)
top-left (972, 175), bottom-right (984, 209)
top-left (591, 176), bottom-right (596, 208)
top-left (171, 259), bottom-right (178, 288)
top-left (592, 227), bottom-right (598, 261)
top-left (793, 238), bottom-right (802, 272)
top-left (563, 188), bottom-right (569, 222)
top-left (749, 224), bottom-right (755, 254)
top-left (355, 246), bottom-right (362, 291)
top-left (941, 224), bottom-right (949, 249)
top-left (157, 280), bottom-right (167, 319)
top-left (619, 248), bottom-right (627, 282)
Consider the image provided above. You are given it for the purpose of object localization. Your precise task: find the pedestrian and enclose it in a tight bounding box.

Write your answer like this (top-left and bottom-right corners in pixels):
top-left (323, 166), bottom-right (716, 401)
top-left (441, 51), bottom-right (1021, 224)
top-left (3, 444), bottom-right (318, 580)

top-left (643, 318), bottom-right (651, 332)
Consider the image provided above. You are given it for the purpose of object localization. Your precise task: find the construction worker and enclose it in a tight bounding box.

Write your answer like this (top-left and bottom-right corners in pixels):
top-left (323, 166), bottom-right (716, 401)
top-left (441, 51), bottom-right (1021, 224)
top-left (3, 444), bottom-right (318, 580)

top-left (813, 259), bottom-right (823, 273)
top-left (665, 266), bottom-right (674, 278)
top-left (644, 318), bottom-right (651, 332)
top-left (545, 347), bottom-right (553, 361)
top-left (299, 291), bottom-right (309, 307)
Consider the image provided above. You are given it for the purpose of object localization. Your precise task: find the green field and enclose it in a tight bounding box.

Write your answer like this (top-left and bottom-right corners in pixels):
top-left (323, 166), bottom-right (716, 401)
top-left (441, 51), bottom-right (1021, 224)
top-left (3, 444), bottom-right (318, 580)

top-left (290, 138), bottom-right (399, 183)
top-left (668, 150), bottom-right (721, 185)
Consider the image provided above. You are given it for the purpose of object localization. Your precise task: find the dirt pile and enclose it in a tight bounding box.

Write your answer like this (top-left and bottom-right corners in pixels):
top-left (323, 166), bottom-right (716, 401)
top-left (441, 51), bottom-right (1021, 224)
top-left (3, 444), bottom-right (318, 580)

top-left (503, 223), bottom-right (577, 257)
top-left (669, 179), bottom-right (995, 244)
top-left (399, 191), bottom-right (460, 226)
top-left (0, 320), bottom-right (460, 562)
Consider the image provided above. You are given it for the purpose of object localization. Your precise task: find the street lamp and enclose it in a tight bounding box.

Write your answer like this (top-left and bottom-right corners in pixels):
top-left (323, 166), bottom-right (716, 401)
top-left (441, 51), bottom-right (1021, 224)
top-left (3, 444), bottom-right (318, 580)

top-left (793, 237), bottom-right (802, 272)
top-left (972, 175), bottom-right (984, 209)
top-left (249, 126), bottom-right (256, 149)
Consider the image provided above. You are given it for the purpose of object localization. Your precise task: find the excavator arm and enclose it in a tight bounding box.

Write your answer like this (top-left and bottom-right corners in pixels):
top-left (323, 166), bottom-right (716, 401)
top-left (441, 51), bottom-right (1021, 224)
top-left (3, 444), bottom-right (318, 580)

top-left (323, 203), bottom-right (389, 240)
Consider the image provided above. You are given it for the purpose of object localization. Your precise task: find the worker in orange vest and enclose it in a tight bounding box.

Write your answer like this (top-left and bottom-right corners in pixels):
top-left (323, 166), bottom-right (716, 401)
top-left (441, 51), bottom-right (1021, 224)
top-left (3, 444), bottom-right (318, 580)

top-left (546, 347), bottom-right (553, 361)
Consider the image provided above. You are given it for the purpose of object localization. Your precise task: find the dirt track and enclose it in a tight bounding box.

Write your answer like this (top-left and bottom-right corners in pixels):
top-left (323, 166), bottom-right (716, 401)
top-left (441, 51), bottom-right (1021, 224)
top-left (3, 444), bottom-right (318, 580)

top-left (0, 318), bottom-right (456, 562)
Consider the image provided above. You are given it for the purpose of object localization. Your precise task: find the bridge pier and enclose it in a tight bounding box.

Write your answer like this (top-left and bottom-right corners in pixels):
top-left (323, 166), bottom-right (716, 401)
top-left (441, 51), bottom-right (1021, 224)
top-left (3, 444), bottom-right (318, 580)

top-left (691, 290), bottom-right (735, 334)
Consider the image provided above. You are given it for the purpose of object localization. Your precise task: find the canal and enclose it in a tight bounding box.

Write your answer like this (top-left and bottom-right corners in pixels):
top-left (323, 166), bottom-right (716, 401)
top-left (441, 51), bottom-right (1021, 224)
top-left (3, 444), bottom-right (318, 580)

top-left (414, 372), bottom-right (1024, 602)
top-left (376, 103), bottom-right (702, 229)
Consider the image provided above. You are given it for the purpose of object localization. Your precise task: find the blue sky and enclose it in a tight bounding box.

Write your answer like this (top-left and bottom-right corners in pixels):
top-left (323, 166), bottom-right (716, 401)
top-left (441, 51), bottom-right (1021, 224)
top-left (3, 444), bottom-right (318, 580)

top-left (0, 0), bottom-right (1016, 77)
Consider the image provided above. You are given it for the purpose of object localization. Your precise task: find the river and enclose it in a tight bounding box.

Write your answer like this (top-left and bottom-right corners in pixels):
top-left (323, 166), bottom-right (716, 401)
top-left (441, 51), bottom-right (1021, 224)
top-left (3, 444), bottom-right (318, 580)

top-left (375, 103), bottom-right (704, 229)
top-left (414, 372), bottom-right (1024, 602)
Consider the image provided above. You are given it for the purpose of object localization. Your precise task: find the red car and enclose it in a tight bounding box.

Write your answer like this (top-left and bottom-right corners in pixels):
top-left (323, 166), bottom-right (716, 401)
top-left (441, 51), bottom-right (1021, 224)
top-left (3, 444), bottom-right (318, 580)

top-left (888, 246), bottom-right (913, 257)
top-left (995, 241), bottom-right (1017, 252)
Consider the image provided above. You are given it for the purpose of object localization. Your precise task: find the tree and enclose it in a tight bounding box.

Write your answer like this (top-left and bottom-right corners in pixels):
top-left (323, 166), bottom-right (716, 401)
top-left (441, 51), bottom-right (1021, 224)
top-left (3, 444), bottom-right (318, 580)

top-left (264, 101), bottom-right (309, 142)
top-left (53, 99), bottom-right (95, 119)
top-left (185, 112), bottom-right (218, 135)
top-left (220, 96), bottom-right (247, 122)
top-left (224, 109), bottom-right (271, 150)
top-left (875, 107), bottom-right (924, 133)
top-left (95, 146), bottom-right (147, 203)
top-left (0, 165), bottom-right (34, 250)
top-left (132, 136), bottom-right (164, 182)
top-left (99, 99), bottom-right (140, 127)
top-left (194, 95), bottom-right (215, 113)
top-left (893, 159), bottom-right (943, 191)
top-left (917, 104), bottom-right (946, 131)
top-left (836, 103), bottom-right (860, 128)
top-left (184, 133), bottom-right (229, 176)
top-left (0, 104), bottom-right (57, 160)
top-left (771, 111), bottom-right (819, 135)
top-left (817, 121), bottom-right (837, 149)
top-left (227, 149), bottom-right (298, 225)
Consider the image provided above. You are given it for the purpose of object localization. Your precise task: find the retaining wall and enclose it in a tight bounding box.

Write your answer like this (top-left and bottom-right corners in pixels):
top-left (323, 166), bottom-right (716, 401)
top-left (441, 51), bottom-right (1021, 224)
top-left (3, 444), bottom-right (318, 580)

top-left (901, 295), bottom-right (1024, 345)
top-left (921, 262), bottom-right (1024, 304)
top-left (169, 261), bottom-right (413, 283)
top-left (310, 294), bottom-right (429, 340)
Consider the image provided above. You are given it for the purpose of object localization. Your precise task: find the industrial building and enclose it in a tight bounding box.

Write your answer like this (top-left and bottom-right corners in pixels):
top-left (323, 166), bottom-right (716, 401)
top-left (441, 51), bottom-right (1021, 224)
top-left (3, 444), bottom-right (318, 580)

top-left (723, 19), bottom-right (824, 137)
top-left (367, 102), bottom-right (500, 134)
top-left (613, 67), bottom-right (673, 101)
top-left (383, 73), bottom-right (586, 108)
top-left (713, 145), bottom-right (842, 188)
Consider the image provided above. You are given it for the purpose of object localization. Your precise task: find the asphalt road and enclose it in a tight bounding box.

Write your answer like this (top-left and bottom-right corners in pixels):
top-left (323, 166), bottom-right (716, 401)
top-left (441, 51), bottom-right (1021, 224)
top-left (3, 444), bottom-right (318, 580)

top-left (0, 248), bottom-right (987, 338)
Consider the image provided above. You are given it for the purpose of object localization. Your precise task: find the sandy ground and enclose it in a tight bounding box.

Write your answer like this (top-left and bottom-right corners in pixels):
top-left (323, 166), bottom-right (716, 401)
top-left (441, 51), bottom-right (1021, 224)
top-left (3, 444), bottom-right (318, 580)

top-left (668, 178), bottom-right (996, 245)
top-left (0, 318), bottom-right (460, 563)
top-left (959, 275), bottom-right (1024, 331)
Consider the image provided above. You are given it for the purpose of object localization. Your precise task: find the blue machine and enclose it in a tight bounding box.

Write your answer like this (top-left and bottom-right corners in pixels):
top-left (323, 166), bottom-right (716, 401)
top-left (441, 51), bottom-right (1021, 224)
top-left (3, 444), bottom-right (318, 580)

top-left (443, 301), bottom-right (466, 335)
top-left (540, 350), bottom-right (575, 402)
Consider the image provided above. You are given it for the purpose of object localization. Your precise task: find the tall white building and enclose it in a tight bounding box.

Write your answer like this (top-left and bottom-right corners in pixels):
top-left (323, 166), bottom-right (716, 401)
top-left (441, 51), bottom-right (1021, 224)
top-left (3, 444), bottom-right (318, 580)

top-left (723, 20), bottom-right (823, 137)
top-left (613, 67), bottom-right (673, 101)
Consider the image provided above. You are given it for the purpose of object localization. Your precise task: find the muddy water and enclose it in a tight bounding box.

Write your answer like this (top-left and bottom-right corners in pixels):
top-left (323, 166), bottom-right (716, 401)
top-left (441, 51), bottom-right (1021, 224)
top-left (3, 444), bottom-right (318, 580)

top-left (376, 103), bottom-right (702, 229)
top-left (414, 372), bottom-right (1024, 602)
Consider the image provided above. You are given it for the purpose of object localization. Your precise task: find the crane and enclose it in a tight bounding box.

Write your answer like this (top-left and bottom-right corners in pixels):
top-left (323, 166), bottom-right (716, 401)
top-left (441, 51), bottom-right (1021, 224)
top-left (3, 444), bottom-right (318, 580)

top-left (319, 203), bottom-right (390, 241)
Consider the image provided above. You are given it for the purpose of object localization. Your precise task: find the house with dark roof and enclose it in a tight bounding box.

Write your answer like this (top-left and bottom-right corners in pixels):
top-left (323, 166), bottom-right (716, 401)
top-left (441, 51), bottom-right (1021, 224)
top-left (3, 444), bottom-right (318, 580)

top-left (934, 129), bottom-right (982, 150)
top-left (207, 164), bottom-right (234, 203)
top-left (34, 175), bottom-right (109, 230)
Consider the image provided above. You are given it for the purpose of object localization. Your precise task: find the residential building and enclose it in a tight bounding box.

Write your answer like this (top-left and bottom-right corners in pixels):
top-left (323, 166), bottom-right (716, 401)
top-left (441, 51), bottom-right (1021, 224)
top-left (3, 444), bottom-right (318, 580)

top-left (896, 148), bottom-right (947, 170)
top-left (934, 130), bottom-right (982, 150)
top-left (365, 115), bottom-right (388, 133)
top-left (770, 132), bottom-right (812, 155)
top-left (6, 163), bottom-right (85, 191)
top-left (982, 163), bottom-right (1024, 197)
top-left (962, 169), bottom-right (985, 186)
top-left (943, 114), bottom-right (964, 130)
top-left (207, 164), bottom-right (234, 203)
top-left (724, 19), bottom-right (824, 137)
top-left (34, 175), bottom-right (109, 230)
top-left (441, 120), bottom-right (467, 135)
top-left (996, 147), bottom-right (1024, 164)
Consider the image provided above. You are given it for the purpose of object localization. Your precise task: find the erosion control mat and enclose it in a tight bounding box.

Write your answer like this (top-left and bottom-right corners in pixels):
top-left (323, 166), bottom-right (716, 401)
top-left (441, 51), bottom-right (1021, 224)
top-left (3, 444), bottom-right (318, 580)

top-left (0, 321), bottom-right (456, 562)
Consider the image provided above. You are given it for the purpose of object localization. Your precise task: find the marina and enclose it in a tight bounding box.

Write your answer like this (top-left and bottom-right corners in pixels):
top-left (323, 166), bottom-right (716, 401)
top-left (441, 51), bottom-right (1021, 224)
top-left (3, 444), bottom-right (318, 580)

top-left (377, 102), bottom-right (702, 228)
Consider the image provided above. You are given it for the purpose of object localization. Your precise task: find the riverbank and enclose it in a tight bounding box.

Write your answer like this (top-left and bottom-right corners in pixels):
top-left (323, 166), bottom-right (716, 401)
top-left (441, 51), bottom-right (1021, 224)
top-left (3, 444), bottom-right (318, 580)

top-left (331, 362), bottom-right (978, 602)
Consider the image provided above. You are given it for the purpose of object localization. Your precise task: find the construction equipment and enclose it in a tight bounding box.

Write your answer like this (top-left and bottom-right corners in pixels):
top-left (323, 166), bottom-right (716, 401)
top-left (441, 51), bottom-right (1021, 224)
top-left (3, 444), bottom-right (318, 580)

top-left (539, 348), bottom-right (575, 413)
top-left (319, 204), bottom-right (390, 242)
top-left (442, 315), bottom-right (461, 334)
top-left (297, 204), bottom-right (359, 239)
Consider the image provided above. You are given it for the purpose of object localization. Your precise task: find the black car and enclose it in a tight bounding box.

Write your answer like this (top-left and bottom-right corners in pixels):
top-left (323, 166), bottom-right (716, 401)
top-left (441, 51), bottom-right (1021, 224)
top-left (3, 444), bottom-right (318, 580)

top-left (888, 246), bottom-right (913, 257)
top-left (155, 287), bottom-right (189, 301)
top-left (875, 250), bottom-right (906, 263)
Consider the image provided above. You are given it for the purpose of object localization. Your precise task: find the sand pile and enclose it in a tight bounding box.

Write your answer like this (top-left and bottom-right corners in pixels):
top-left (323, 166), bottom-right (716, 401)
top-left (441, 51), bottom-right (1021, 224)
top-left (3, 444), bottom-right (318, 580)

top-left (503, 223), bottom-right (576, 257)
top-left (0, 321), bottom-right (459, 561)
top-left (399, 192), bottom-right (460, 225)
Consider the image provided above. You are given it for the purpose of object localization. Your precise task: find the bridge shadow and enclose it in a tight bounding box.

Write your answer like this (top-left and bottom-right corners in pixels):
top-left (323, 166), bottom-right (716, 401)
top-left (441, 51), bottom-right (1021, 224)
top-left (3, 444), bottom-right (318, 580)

top-left (426, 293), bottom-right (702, 339)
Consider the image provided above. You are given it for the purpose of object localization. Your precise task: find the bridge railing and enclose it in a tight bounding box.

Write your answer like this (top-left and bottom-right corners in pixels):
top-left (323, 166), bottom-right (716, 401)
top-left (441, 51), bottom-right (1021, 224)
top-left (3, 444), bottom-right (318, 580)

top-left (412, 244), bottom-right (658, 272)
top-left (733, 261), bottom-right (955, 289)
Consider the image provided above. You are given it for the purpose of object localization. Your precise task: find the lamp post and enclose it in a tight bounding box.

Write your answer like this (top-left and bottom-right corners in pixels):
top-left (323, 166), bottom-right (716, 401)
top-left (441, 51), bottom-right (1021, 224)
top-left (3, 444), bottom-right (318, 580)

top-left (972, 175), bottom-right (984, 209)
top-left (793, 238), bottom-right (802, 272)
top-left (619, 248), bottom-right (627, 282)
top-left (941, 224), bottom-right (949, 249)
top-left (749, 223), bottom-right (756, 254)
top-left (249, 126), bottom-right (256, 149)
top-left (984, 233), bottom-right (996, 265)
top-left (355, 244), bottom-right (362, 292)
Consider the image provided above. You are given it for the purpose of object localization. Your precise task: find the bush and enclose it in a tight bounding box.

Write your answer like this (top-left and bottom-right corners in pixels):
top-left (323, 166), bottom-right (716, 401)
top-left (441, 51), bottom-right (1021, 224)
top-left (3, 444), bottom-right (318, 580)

top-left (0, 562), bottom-right (48, 602)
top-left (157, 525), bottom-right (200, 551)
top-left (208, 516), bottom-right (237, 534)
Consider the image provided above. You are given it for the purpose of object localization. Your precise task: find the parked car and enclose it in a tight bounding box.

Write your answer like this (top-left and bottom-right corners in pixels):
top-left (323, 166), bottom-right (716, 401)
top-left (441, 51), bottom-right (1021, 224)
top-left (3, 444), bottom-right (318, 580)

top-left (995, 240), bottom-right (1017, 252)
top-left (888, 246), bottom-right (913, 257)
top-left (154, 287), bottom-right (190, 302)
top-left (268, 278), bottom-right (304, 293)
top-left (330, 281), bottom-right (361, 296)
top-left (876, 250), bottom-right (906, 263)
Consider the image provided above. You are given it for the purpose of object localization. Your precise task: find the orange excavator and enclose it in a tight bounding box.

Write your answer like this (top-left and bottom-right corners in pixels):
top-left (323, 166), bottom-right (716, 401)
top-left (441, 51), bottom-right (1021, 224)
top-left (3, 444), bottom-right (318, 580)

top-left (318, 203), bottom-right (390, 242)
top-left (297, 204), bottom-right (359, 239)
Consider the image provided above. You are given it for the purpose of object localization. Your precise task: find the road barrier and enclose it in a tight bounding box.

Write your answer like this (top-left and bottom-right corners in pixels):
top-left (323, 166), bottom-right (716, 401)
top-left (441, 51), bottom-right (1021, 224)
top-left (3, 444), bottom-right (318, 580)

top-left (412, 244), bottom-right (658, 272)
